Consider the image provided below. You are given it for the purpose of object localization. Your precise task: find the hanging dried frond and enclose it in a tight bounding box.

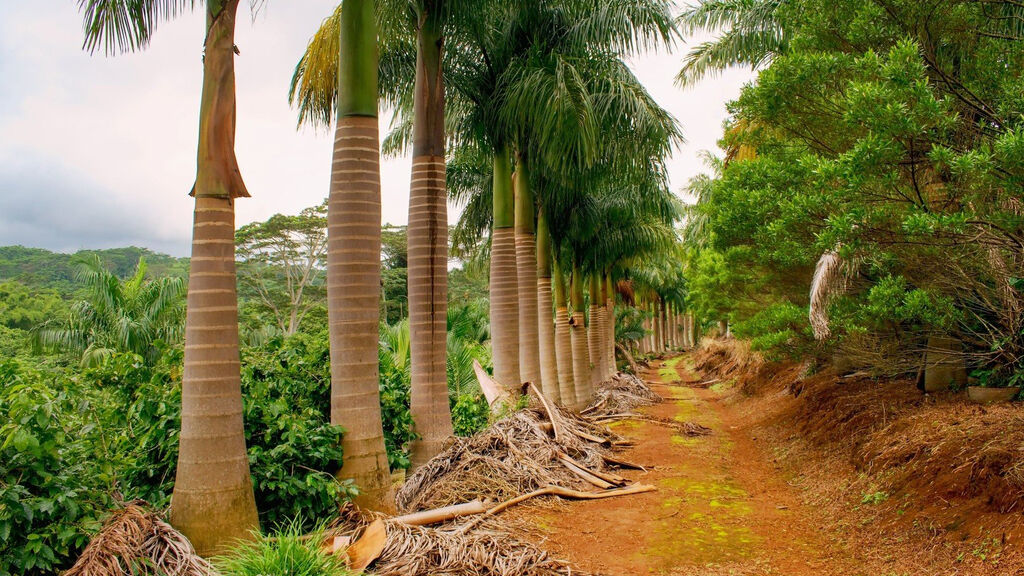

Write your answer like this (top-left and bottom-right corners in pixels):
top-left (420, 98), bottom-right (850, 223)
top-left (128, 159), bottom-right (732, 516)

top-left (809, 250), bottom-right (854, 341)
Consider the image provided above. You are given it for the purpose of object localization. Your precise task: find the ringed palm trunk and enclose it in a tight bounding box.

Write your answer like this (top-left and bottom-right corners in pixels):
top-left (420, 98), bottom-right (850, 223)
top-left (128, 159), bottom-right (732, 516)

top-left (664, 303), bottom-right (671, 349)
top-left (490, 147), bottom-right (520, 389)
top-left (553, 260), bottom-right (576, 406)
top-left (407, 10), bottom-right (453, 471)
top-left (536, 212), bottom-right (560, 403)
top-left (654, 299), bottom-right (664, 353)
top-left (638, 299), bottom-right (650, 354)
top-left (570, 263), bottom-right (592, 408)
top-left (172, 0), bottom-right (258, 556)
top-left (605, 273), bottom-right (615, 377)
top-left (647, 301), bottom-right (656, 353)
top-left (327, 0), bottom-right (391, 510)
top-left (515, 159), bottom-right (541, 389)
top-left (587, 274), bottom-right (604, 387)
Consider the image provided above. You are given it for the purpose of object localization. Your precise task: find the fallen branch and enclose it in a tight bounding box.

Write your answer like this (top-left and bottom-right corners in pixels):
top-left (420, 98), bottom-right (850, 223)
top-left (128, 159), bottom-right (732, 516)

top-left (457, 483), bottom-right (657, 534)
top-left (557, 455), bottom-right (614, 489)
top-left (528, 382), bottom-right (561, 442)
top-left (486, 484), bottom-right (655, 517)
top-left (601, 454), bottom-right (647, 471)
top-left (558, 452), bottom-right (627, 486)
top-left (342, 519), bottom-right (387, 571)
top-left (571, 429), bottom-right (611, 445)
top-left (392, 500), bottom-right (490, 526)
top-left (616, 342), bottom-right (639, 374)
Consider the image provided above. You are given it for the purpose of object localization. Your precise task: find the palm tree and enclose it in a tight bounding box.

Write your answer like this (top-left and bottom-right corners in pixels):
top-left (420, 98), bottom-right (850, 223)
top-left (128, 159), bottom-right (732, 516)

top-left (295, 0), bottom-right (678, 404)
top-left (536, 209), bottom-right (560, 402)
top-left (32, 256), bottom-right (185, 367)
top-left (324, 0), bottom-right (393, 510)
top-left (569, 261), bottom-right (592, 407)
top-left (515, 159), bottom-right (542, 390)
top-left (676, 0), bottom-right (789, 86)
top-left (552, 254), bottom-right (577, 404)
top-left (78, 0), bottom-right (259, 553)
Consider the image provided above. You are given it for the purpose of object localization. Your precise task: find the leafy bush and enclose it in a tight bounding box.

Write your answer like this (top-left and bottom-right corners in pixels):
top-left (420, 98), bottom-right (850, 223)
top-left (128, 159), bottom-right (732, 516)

top-left (732, 302), bottom-right (815, 361)
top-left (0, 360), bottom-right (111, 576)
top-left (451, 393), bottom-right (489, 436)
top-left (242, 336), bottom-right (354, 531)
top-left (216, 520), bottom-right (354, 576)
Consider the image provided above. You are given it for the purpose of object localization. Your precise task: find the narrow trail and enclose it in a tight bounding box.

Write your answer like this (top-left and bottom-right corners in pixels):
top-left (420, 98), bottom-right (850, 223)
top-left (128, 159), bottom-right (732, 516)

top-left (524, 355), bottom-right (858, 575)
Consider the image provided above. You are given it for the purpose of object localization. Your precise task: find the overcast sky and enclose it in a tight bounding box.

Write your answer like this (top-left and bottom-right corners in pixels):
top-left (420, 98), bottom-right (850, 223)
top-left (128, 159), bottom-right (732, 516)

top-left (0, 2), bottom-right (752, 257)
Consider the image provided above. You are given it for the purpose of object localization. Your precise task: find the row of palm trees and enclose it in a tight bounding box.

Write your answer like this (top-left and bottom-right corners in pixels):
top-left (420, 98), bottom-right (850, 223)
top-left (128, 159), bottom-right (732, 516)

top-left (78, 0), bottom-right (697, 555)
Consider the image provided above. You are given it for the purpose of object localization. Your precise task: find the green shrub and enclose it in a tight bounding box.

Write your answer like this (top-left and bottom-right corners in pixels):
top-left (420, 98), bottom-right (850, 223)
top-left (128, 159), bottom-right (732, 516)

top-left (215, 521), bottom-right (355, 576)
top-left (0, 360), bottom-right (111, 576)
top-left (732, 302), bottom-right (815, 361)
top-left (451, 393), bottom-right (489, 436)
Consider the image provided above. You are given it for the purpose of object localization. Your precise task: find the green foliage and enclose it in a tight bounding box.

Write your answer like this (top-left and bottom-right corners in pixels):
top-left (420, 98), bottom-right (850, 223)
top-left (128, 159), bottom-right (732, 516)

top-left (682, 0), bottom-right (1024, 375)
top-left (215, 520), bottom-right (355, 576)
top-left (236, 202), bottom-right (328, 336)
top-left (0, 281), bottom-right (66, 331)
top-left (0, 326), bottom-right (31, 359)
top-left (451, 393), bottom-right (489, 437)
top-left (32, 256), bottom-right (186, 367)
top-left (0, 360), bottom-right (111, 576)
top-left (614, 305), bottom-right (646, 345)
top-left (241, 337), bottom-right (355, 531)
top-left (0, 245), bottom-right (186, 297)
top-left (732, 302), bottom-right (813, 361)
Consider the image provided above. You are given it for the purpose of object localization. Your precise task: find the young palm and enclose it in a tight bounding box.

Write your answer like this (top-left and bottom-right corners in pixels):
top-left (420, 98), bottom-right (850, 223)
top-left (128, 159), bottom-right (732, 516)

top-left (78, 0), bottom-right (259, 553)
top-left (33, 256), bottom-right (185, 367)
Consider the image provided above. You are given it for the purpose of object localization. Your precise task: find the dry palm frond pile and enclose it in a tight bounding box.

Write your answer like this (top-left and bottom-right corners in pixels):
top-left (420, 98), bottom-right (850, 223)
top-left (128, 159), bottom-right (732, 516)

top-left (396, 396), bottom-right (618, 513)
top-left (583, 372), bottom-right (662, 418)
top-left (330, 507), bottom-right (594, 576)
top-left (64, 503), bottom-right (216, 576)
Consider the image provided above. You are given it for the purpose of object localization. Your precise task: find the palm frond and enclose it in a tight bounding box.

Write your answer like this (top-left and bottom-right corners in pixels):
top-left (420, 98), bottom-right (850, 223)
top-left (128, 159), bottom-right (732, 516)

top-left (79, 0), bottom-right (198, 55)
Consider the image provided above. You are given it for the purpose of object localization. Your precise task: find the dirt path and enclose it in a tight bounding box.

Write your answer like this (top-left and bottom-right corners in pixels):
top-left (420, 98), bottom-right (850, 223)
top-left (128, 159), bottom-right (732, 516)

top-left (525, 356), bottom-right (858, 575)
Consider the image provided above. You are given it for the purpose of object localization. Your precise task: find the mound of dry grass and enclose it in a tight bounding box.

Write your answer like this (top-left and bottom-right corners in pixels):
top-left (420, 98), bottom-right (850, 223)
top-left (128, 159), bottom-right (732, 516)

top-left (583, 372), bottom-right (662, 418)
top-left (330, 507), bottom-right (592, 576)
top-left (692, 338), bottom-right (763, 381)
top-left (64, 503), bottom-right (216, 576)
top-left (397, 392), bottom-right (623, 513)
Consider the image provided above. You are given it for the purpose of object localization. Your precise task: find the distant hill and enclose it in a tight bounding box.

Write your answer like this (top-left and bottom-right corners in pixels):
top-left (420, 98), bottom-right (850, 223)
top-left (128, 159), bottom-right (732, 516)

top-left (0, 246), bottom-right (189, 296)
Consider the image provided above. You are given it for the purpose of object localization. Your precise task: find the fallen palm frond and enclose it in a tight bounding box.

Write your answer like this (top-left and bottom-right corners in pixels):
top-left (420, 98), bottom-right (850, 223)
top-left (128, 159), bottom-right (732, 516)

top-left (329, 506), bottom-right (595, 576)
top-left (583, 372), bottom-right (662, 419)
top-left (396, 398), bottom-right (618, 512)
top-left (397, 371), bottom-right (661, 514)
top-left (64, 503), bottom-right (216, 576)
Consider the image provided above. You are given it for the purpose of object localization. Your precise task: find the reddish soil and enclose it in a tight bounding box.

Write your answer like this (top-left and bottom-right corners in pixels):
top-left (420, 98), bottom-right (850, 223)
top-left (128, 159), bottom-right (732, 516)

top-left (520, 354), bottom-right (1024, 575)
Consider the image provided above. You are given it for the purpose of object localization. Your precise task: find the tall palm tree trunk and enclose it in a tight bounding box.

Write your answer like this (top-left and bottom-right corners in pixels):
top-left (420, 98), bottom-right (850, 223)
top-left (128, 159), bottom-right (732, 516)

top-left (654, 299), bottom-right (664, 353)
top-left (570, 263), bottom-right (592, 408)
top-left (408, 10), bottom-right (452, 470)
top-left (647, 301), bottom-right (656, 353)
top-left (172, 0), bottom-right (258, 556)
top-left (664, 303), bottom-right (671, 349)
top-left (490, 147), bottom-right (520, 389)
top-left (553, 259), bottom-right (576, 406)
top-left (638, 299), bottom-right (650, 354)
top-left (587, 274), bottom-right (604, 387)
top-left (327, 0), bottom-right (391, 510)
top-left (604, 272), bottom-right (615, 377)
top-left (536, 212), bottom-right (560, 403)
top-left (515, 160), bottom-right (541, 388)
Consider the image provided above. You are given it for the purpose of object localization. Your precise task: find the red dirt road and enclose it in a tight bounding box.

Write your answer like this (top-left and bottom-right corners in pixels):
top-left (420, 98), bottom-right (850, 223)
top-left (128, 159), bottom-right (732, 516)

top-left (524, 357), bottom-right (859, 575)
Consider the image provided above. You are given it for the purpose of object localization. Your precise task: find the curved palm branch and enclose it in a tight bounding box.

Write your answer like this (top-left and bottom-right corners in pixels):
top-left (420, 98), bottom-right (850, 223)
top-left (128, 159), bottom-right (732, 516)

top-left (675, 0), bottom-right (788, 87)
